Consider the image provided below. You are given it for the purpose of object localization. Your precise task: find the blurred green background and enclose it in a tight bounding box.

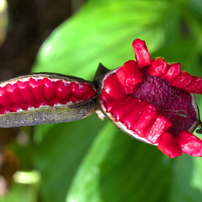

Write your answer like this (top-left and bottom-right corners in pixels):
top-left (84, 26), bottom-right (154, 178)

top-left (0, 0), bottom-right (202, 201)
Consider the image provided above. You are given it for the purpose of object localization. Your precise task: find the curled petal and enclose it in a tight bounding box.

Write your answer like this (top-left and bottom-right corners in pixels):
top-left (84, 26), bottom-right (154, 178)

top-left (176, 131), bottom-right (202, 157)
top-left (121, 99), bottom-right (148, 130)
top-left (162, 63), bottom-right (181, 80)
top-left (116, 60), bottom-right (143, 94)
top-left (121, 60), bottom-right (143, 85)
top-left (148, 60), bottom-right (202, 94)
top-left (148, 59), bottom-right (182, 81)
top-left (158, 132), bottom-right (182, 158)
top-left (184, 76), bottom-right (202, 94)
top-left (6, 83), bottom-right (24, 104)
top-left (0, 87), bottom-right (13, 106)
top-left (101, 74), bottom-right (125, 100)
top-left (131, 104), bottom-right (158, 138)
top-left (147, 58), bottom-right (168, 77)
top-left (145, 115), bottom-right (172, 144)
top-left (167, 73), bottom-right (202, 94)
top-left (132, 39), bottom-right (151, 69)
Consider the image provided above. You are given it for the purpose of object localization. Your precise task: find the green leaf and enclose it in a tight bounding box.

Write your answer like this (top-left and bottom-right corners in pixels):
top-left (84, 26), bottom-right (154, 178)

top-left (66, 122), bottom-right (117, 202)
top-left (169, 156), bottom-right (202, 202)
top-left (33, 115), bottom-right (107, 202)
top-left (32, 0), bottom-right (175, 80)
top-left (0, 183), bottom-right (37, 202)
top-left (29, 0), bottom-right (202, 202)
top-left (66, 122), bottom-right (172, 202)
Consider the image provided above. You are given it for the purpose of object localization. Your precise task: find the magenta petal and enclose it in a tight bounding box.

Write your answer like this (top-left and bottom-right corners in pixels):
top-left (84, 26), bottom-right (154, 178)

top-left (148, 60), bottom-right (202, 94)
top-left (82, 90), bottom-right (97, 100)
top-left (122, 60), bottom-right (143, 85)
top-left (102, 74), bottom-right (125, 100)
top-left (132, 39), bottom-right (151, 69)
top-left (6, 83), bottom-right (24, 105)
top-left (29, 78), bottom-right (44, 102)
top-left (43, 78), bottom-right (57, 101)
top-left (176, 131), bottom-right (202, 157)
top-left (131, 104), bottom-right (158, 137)
top-left (116, 60), bottom-right (143, 94)
top-left (0, 87), bottom-right (13, 107)
top-left (17, 81), bottom-right (36, 103)
top-left (147, 58), bottom-right (168, 77)
top-left (164, 63), bottom-right (181, 80)
top-left (158, 132), bottom-right (182, 158)
top-left (146, 115), bottom-right (172, 144)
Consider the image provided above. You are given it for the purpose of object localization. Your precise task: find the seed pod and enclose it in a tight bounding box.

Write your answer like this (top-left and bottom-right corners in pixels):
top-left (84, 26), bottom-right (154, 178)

top-left (98, 63), bottom-right (199, 146)
top-left (97, 39), bottom-right (202, 158)
top-left (0, 73), bottom-right (97, 127)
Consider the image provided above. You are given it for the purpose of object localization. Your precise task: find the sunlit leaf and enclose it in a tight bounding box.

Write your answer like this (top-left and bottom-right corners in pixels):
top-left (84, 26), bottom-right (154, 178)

top-left (29, 0), bottom-right (202, 202)
top-left (33, 115), bottom-right (107, 202)
top-left (66, 122), bottom-right (172, 202)
top-left (32, 0), bottom-right (174, 79)
top-left (0, 183), bottom-right (37, 202)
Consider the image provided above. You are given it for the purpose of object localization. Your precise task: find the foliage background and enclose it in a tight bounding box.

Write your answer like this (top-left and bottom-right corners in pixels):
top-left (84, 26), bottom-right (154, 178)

top-left (1, 0), bottom-right (202, 201)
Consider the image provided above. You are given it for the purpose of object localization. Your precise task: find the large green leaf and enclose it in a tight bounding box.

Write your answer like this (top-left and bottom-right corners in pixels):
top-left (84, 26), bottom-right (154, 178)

top-left (32, 0), bottom-right (175, 79)
top-left (32, 1), bottom-right (171, 200)
top-left (66, 122), bottom-right (172, 202)
top-left (0, 183), bottom-right (37, 202)
top-left (33, 115), bottom-right (107, 202)
top-left (30, 0), bottom-right (202, 202)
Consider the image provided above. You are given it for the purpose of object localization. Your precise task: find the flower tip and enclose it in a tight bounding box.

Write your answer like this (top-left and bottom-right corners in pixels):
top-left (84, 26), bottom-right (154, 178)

top-left (148, 58), bottom-right (167, 77)
top-left (176, 131), bottom-right (202, 157)
top-left (132, 39), bottom-right (144, 46)
top-left (158, 132), bottom-right (182, 158)
top-left (132, 39), bottom-right (151, 69)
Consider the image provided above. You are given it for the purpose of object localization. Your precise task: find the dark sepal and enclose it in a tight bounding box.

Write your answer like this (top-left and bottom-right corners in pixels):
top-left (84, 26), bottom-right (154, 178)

top-left (93, 63), bottom-right (110, 91)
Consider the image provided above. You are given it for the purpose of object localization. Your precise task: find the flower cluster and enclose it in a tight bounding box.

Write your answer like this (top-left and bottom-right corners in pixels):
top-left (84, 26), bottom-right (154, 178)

top-left (99, 39), bottom-right (202, 158)
top-left (0, 38), bottom-right (202, 158)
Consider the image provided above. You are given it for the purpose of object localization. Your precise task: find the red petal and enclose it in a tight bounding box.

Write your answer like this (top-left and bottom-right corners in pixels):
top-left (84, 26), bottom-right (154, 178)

top-left (148, 60), bottom-right (202, 94)
top-left (185, 76), bottom-right (202, 94)
top-left (0, 87), bottom-right (13, 107)
top-left (169, 71), bottom-right (192, 88)
top-left (10, 105), bottom-right (21, 112)
top-left (49, 98), bottom-right (60, 106)
top-left (100, 91), bottom-right (113, 102)
top-left (35, 99), bottom-right (48, 108)
top-left (168, 73), bottom-right (202, 94)
top-left (109, 97), bottom-right (139, 122)
top-left (29, 78), bottom-right (44, 102)
top-left (6, 83), bottom-right (24, 105)
top-left (17, 81), bottom-right (36, 103)
top-left (147, 58), bottom-right (168, 77)
top-left (176, 131), bottom-right (202, 157)
top-left (146, 115), bottom-right (172, 144)
top-left (123, 60), bottom-right (143, 90)
top-left (158, 132), bottom-right (182, 158)
top-left (43, 78), bottom-right (57, 101)
top-left (71, 83), bottom-right (93, 99)
top-left (102, 74), bottom-right (126, 100)
top-left (82, 90), bottom-right (97, 100)
top-left (116, 67), bottom-right (126, 87)
top-left (69, 95), bottom-right (80, 102)
top-left (56, 81), bottom-right (71, 101)
top-left (163, 63), bottom-right (181, 80)
top-left (2, 107), bottom-right (11, 114)
top-left (116, 60), bottom-right (143, 94)
top-left (104, 96), bottom-right (133, 113)
top-left (132, 39), bottom-right (151, 69)
top-left (122, 99), bottom-right (147, 130)
top-left (131, 104), bottom-right (158, 137)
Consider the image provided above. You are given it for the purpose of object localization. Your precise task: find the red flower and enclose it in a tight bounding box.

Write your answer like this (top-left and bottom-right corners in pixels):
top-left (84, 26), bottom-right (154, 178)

top-left (99, 39), bottom-right (202, 158)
